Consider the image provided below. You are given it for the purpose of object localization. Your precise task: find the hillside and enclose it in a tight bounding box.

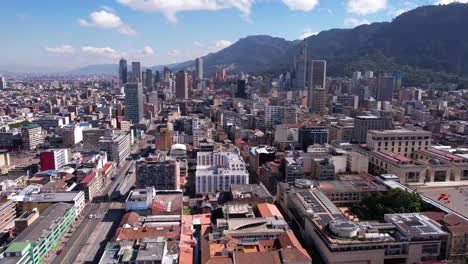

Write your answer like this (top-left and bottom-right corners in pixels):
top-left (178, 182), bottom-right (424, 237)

top-left (68, 3), bottom-right (468, 83)
top-left (304, 3), bottom-right (468, 82)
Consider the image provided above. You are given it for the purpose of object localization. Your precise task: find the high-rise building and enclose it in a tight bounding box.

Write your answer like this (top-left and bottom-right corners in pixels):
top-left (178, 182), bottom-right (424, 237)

top-left (236, 79), bottom-right (247, 98)
top-left (298, 126), bottom-right (329, 151)
top-left (364, 71), bottom-right (374, 79)
top-left (0, 76), bottom-right (6, 89)
top-left (195, 57), bottom-right (203, 80)
top-left (154, 70), bottom-right (160, 85)
top-left (40, 149), bottom-right (70, 171)
top-left (376, 74), bottom-right (395, 102)
top-left (222, 68), bottom-right (227, 81)
top-left (132, 62), bottom-right (141, 83)
top-left (119, 58), bottom-right (128, 84)
top-left (175, 71), bottom-right (188, 99)
top-left (353, 115), bottom-right (392, 143)
top-left (352, 71), bottom-right (361, 92)
top-left (124, 83), bottom-right (144, 124)
top-left (22, 124), bottom-right (44, 151)
top-left (308, 60), bottom-right (327, 114)
top-left (145, 68), bottom-right (154, 90)
top-left (292, 39), bottom-right (308, 91)
top-left (309, 60), bottom-right (326, 89)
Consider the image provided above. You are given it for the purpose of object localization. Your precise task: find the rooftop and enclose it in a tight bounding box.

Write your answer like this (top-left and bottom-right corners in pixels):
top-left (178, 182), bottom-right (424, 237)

top-left (11, 203), bottom-right (73, 244)
top-left (230, 184), bottom-right (272, 199)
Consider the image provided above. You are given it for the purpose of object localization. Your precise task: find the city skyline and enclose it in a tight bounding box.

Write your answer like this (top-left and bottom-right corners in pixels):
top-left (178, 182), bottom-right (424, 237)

top-left (0, 0), bottom-right (446, 72)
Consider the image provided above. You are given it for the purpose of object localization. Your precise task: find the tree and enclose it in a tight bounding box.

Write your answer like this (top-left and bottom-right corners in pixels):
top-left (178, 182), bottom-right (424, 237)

top-left (353, 188), bottom-right (425, 220)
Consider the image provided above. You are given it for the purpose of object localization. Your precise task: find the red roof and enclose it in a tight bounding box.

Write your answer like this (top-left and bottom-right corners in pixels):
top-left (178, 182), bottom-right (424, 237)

top-left (257, 203), bottom-right (283, 218)
top-left (103, 164), bottom-right (112, 172)
top-left (80, 174), bottom-right (95, 184)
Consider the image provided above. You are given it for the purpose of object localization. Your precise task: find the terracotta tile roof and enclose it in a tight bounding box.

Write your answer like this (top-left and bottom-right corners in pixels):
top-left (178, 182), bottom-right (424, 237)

top-left (278, 232), bottom-right (312, 263)
top-left (116, 226), bottom-right (180, 241)
top-left (257, 203), bottom-right (284, 218)
top-left (119, 212), bottom-right (140, 227)
top-left (233, 251), bottom-right (282, 264)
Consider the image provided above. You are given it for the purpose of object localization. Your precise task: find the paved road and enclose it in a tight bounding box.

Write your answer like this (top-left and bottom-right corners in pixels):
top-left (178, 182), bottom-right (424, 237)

top-left (51, 134), bottom-right (154, 264)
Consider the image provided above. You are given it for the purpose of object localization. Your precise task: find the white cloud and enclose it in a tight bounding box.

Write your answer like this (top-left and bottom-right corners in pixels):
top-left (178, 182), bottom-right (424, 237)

top-left (78, 10), bottom-right (136, 35)
top-left (45, 45), bottom-right (156, 67)
top-left (100, 5), bottom-right (116, 13)
top-left (344, 17), bottom-right (370, 27)
top-left (347, 0), bottom-right (387, 15)
top-left (45, 45), bottom-right (76, 54)
top-left (143, 46), bottom-right (154, 55)
top-left (214, 40), bottom-right (232, 50)
top-left (435, 0), bottom-right (468, 3)
top-left (116, 0), bottom-right (255, 23)
top-left (282, 0), bottom-right (319, 11)
top-left (194, 41), bottom-right (205, 47)
top-left (168, 49), bottom-right (182, 57)
top-left (299, 28), bottom-right (318, 39)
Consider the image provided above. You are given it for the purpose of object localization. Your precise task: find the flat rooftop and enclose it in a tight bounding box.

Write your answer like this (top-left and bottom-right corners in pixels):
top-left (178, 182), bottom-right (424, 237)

top-left (230, 184), bottom-right (272, 198)
top-left (12, 203), bottom-right (72, 244)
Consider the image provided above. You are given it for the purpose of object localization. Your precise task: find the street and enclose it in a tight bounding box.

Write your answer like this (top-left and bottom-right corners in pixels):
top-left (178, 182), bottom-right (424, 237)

top-left (51, 131), bottom-right (154, 264)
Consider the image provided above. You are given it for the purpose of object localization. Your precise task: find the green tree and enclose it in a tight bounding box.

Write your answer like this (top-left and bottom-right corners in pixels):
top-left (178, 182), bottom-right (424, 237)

top-left (353, 188), bottom-right (425, 220)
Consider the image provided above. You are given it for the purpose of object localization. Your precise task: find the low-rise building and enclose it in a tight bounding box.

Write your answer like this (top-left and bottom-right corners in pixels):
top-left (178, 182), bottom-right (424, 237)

top-left (277, 183), bottom-right (450, 264)
top-left (125, 187), bottom-right (156, 211)
top-left (2, 203), bottom-right (76, 264)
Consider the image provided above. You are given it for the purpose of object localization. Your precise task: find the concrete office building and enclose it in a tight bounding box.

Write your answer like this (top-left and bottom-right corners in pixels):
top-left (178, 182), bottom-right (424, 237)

top-left (136, 158), bottom-right (180, 190)
top-left (298, 126), bottom-right (329, 151)
top-left (292, 39), bottom-right (308, 91)
top-left (376, 75), bottom-right (395, 102)
top-left (3, 203), bottom-right (76, 264)
top-left (277, 184), bottom-right (450, 264)
top-left (82, 128), bottom-right (106, 153)
top-left (195, 151), bottom-right (249, 194)
top-left (131, 61), bottom-right (141, 83)
top-left (308, 60), bottom-right (327, 114)
top-left (61, 125), bottom-right (83, 147)
top-left (0, 200), bottom-right (17, 232)
top-left (333, 95), bottom-right (359, 109)
top-left (195, 57), bottom-right (203, 80)
top-left (145, 68), bottom-right (154, 90)
top-left (124, 83), bottom-right (144, 124)
top-left (99, 132), bottom-right (131, 165)
top-left (329, 122), bottom-right (354, 142)
top-left (352, 71), bottom-right (361, 92)
top-left (175, 71), bottom-right (188, 99)
top-left (0, 76), bottom-right (6, 89)
top-left (366, 129), bottom-right (432, 158)
top-left (39, 149), bottom-right (70, 171)
top-left (265, 106), bottom-right (297, 129)
top-left (353, 115), bottom-right (391, 143)
top-left (21, 124), bottom-right (44, 151)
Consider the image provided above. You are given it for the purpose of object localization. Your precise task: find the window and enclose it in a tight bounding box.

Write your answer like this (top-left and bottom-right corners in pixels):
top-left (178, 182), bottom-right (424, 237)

top-left (461, 170), bottom-right (468, 180)
top-left (434, 171), bottom-right (447, 182)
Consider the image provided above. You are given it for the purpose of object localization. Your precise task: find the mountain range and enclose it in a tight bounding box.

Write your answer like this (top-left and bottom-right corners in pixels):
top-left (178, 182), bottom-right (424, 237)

top-left (16, 3), bottom-right (468, 84)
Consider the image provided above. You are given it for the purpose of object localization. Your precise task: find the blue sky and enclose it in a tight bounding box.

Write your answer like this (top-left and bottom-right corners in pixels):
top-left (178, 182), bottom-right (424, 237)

top-left (0, 0), bottom-right (454, 71)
